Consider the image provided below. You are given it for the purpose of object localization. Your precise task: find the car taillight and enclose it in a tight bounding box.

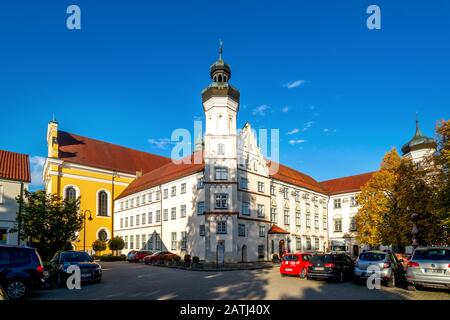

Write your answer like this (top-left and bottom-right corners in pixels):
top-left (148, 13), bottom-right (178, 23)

top-left (407, 261), bottom-right (420, 268)
top-left (37, 265), bottom-right (44, 273)
top-left (383, 262), bottom-right (391, 269)
top-left (324, 263), bottom-right (335, 268)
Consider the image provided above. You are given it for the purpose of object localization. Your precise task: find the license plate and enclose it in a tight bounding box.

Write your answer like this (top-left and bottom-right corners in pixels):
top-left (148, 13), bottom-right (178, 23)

top-left (81, 273), bottom-right (91, 278)
top-left (285, 268), bottom-right (292, 271)
top-left (426, 269), bottom-right (445, 274)
top-left (315, 267), bottom-right (324, 271)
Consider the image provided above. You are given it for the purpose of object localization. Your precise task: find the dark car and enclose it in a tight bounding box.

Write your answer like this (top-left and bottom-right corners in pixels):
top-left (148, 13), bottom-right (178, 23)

top-left (133, 250), bottom-right (153, 263)
top-left (48, 251), bottom-right (102, 287)
top-left (0, 245), bottom-right (45, 299)
top-left (143, 251), bottom-right (178, 264)
top-left (307, 253), bottom-right (355, 282)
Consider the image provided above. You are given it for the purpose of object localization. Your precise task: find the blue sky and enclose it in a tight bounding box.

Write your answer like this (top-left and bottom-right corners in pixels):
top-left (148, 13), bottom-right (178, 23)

top-left (0, 1), bottom-right (449, 190)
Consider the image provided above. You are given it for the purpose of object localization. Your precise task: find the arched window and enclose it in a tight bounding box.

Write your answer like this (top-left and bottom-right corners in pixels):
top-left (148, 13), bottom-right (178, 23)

top-left (98, 191), bottom-right (108, 216)
top-left (98, 229), bottom-right (108, 241)
top-left (218, 74), bottom-right (223, 82)
top-left (65, 187), bottom-right (76, 202)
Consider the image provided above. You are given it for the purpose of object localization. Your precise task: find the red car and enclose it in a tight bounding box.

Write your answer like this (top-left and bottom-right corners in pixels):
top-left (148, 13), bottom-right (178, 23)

top-left (132, 250), bottom-right (153, 263)
top-left (280, 253), bottom-right (313, 278)
top-left (143, 251), bottom-right (177, 264)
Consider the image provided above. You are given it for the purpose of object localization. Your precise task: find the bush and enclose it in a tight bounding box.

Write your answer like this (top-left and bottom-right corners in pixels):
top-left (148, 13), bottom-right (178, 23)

top-left (272, 254), bottom-right (279, 261)
top-left (92, 239), bottom-right (107, 254)
top-left (100, 254), bottom-right (126, 262)
top-left (173, 255), bottom-right (181, 262)
top-left (184, 254), bottom-right (192, 263)
top-left (108, 236), bottom-right (125, 253)
top-left (192, 256), bottom-right (200, 264)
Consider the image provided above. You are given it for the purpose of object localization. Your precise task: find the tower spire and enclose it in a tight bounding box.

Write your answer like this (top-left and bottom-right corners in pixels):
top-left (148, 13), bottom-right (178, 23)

top-left (415, 114), bottom-right (422, 137)
top-left (218, 39), bottom-right (223, 61)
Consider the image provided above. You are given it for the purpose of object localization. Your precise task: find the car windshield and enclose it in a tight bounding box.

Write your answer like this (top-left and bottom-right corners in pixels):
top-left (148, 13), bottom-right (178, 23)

top-left (413, 249), bottom-right (450, 261)
top-left (283, 255), bottom-right (299, 261)
top-left (310, 255), bottom-right (333, 264)
top-left (359, 252), bottom-right (386, 261)
top-left (61, 252), bottom-right (92, 263)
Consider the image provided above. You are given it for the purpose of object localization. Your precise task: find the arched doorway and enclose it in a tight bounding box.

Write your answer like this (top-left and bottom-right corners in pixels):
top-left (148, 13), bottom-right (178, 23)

top-left (353, 245), bottom-right (359, 257)
top-left (279, 239), bottom-right (286, 256)
top-left (241, 245), bottom-right (247, 262)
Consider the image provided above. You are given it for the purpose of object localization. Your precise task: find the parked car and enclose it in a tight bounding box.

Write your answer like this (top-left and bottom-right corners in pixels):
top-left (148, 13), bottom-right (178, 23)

top-left (280, 253), bottom-right (312, 278)
top-left (406, 247), bottom-right (450, 291)
top-left (0, 245), bottom-right (45, 300)
top-left (126, 250), bottom-right (137, 263)
top-left (48, 251), bottom-right (102, 287)
top-left (307, 253), bottom-right (354, 282)
top-left (143, 251), bottom-right (178, 264)
top-left (354, 250), bottom-right (405, 287)
top-left (133, 250), bottom-right (153, 263)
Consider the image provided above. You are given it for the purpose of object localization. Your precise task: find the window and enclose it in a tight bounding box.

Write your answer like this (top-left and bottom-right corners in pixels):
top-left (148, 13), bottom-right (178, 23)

top-left (171, 207), bottom-right (176, 220)
top-left (156, 191), bottom-right (161, 201)
top-left (314, 214), bottom-right (319, 229)
top-left (314, 238), bottom-right (320, 250)
top-left (136, 214), bottom-right (140, 226)
top-left (156, 210), bottom-right (161, 223)
top-left (136, 196), bottom-right (140, 206)
top-left (217, 143), bottom-right (225, 155)
top-left (148, 235), bottom-right (153, 250)
top-left (125, 200), bottom-right (129, 209)
top-left (130, 216), bottom-right (134, 227)
top-left (242, 202), bottom-right (250, 216)
top-left (142, 213), bottom-right (146, 225)
top-left (120, 218), bottom-right (123, 228)
top-left (238, 224), bottom-right (246, 237)
top-left (295, 211), bottom-right (301, 226)
top-left (156, 234), bottom-right (161, 250)
top-left (197, 201), bottom-right (205, 215)
top-left (163, 209), bottom-right (168, 221)
top-left (270, 185), bottom-right (276, 196)
top-left (171, 232), bottom-right (177, 250)
top-left (257, 204), bottom-right (265, 218)
top-left (334, 198), bottom-right (341, 209)
top-left (131, 198), bottom-right (134, 207)
top-left (197, 177), bottom-right (204, 189)
top-left (323, 216), bottom-right (328, 230)
top-left (130, 235), bottom-right (134, 249)
top-left (350, 217), bottom-right (357, 231)
top-left (200, 225), bottom-right (206, 236)
top-left (65, 186), bottom-right (76, 202)
top-left (215, 194), bottom-right (228, 209)
top-left (306, 238), bottom-right (311, 250)
top-left (215, 167), bottom-right (228, 180)
top-left (283, 188), bottom-right (289, 200)
top-left (284, 210), bottom-right (290, 225)
top-left (258, 182), bottom-right (265, 193)
top-left (258, 245), bottom-right (264, 259)
top-left (259, 225), bottom-right (266, 237)
top-left (124, 236), bottom-right (128, 249)
top-left (306, 214), bottom-right (311, 228)
top-left (0, 228), bottom-right (7, 244)
top-left (142, 194), bottom-right (146, 203)
top-left (142, 234), bottom-right (146, 249)
top-left (148, 212), bottom-right (152, 224)
top-left (181, 205), bottom-right (187, 218)
top-left (334, 218), bottom-right (342, 232)
top-left (350, 196), bottom-right (358, 207)
top-left (181, 183), bottom-right (186, 194)
top-left (171, 186), bottom-right (176, 197)
top-left (181, 232), bottom-right (187, 250)
top-left (120, 202), bottom-right (123, 211)
top-left (253, 162), bottom-right (258, 171)
top-left (125, 217), bottom-right (129, 228)
top-left (217, 221), bottom-right (227, 234)
top-left (240, 177), bottom-right (249, 189)
top-left (163, 189), bottom-right (168, 199)
top-left (136, 235), bottom-right (140, 249)
top-left (98, 191), bottom-right (108, 216)
top-left (296, 237), bottom-right (302, 251)
top-left (148, 193), bottom-right (152, 203)
top-left (270, 208), bottom-right (277, 223)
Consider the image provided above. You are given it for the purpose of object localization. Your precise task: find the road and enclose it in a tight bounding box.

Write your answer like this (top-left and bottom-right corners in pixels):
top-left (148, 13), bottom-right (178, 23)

top-left (29, 261), bottom-right (450, 300)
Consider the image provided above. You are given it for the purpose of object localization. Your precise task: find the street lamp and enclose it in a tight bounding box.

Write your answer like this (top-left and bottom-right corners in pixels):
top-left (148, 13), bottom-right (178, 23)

top-left (83, 210), bottom-right (93, 252)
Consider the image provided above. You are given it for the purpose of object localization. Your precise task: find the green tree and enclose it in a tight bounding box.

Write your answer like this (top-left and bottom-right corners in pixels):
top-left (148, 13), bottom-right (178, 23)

top-left (92, 239), bottom-right (107, 256)
top-left (108, 236), bottom-right (125, 256)
top-left (15, 190), bottom-right (83, 261)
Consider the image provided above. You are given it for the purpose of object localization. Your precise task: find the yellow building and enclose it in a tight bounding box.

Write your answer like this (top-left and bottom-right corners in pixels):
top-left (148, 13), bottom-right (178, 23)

top-left (43, 120), bottom-right (171, 253)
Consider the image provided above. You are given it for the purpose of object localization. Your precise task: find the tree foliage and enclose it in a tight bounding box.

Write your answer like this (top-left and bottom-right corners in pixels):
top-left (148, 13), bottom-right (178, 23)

top-left (92, 239), bottom-right (107, 254)
top-left (15, 190), bottom-right (83, 261)
top-left (108, 236), bottom-right (125, 251)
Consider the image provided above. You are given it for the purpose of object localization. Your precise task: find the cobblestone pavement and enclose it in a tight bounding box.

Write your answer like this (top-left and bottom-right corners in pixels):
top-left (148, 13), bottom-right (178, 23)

top-left (29, 262), bottom-right (450, 300)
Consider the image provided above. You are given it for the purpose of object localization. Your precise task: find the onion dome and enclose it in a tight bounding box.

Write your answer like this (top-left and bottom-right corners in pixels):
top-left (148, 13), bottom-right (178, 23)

top-left (401, 119), bottom-right (436, 155)
top-left (210, 41), bottom-right (231, 83)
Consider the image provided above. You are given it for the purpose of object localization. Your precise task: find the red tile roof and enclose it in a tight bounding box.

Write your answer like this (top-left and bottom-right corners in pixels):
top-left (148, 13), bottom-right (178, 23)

top-left (268, 161), bottom-right (325, 193)
top-left (320, 172), bottom-right (375, 195)
top-left (0, 150), bottom-right (31, 182)
top-left (117, 151), bottom-right (205, 199)
top-left (57, 131), bottom-right (172, 175)
top-left (268, 224), bottom-right (290, 234)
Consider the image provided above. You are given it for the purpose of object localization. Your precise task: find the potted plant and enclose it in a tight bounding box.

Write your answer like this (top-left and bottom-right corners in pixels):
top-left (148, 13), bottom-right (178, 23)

top-left (184, 254), bottom-right (192, 267)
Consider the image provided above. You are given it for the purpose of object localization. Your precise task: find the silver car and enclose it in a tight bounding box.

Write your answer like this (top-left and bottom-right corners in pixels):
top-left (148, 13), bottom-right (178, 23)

top-left (354, 250), bottom-right (404, 287)
top-left (406, 247), bottom-right (450, 291)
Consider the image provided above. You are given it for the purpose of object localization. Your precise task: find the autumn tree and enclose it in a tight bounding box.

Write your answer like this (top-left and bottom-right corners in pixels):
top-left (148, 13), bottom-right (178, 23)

top-left (435, 119), bottom-right (450, 238)
top-left (355, 148), bottom-right (401, 246)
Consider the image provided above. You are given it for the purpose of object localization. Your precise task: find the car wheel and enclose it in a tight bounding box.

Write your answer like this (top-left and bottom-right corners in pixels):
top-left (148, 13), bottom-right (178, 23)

top-left (407, 285), bottom-right (417, 291)
top-left (144, 260), bottom-right (149, 265)
top-left (280, 273), bottom-right (285, 277)
top-left (339, 271), bottom-right (345, 283)
top-left (6, 280), bottom-right (28, 300)
top-left (387, 274), bottom-right (396, 288)
top-left (300, 268), bottom-right (307, 279)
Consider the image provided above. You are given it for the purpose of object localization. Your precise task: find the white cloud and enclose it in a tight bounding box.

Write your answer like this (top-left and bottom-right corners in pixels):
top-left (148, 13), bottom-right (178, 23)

top-left (323, 128), bottom-right (337, 135)
top-left (287, 128), bottom-right (299, 135)
top-left (323, 128), bottom-right (329, 132)
top-left (289, 139), bottom-right (306, 145)
top-left (281, 106), bottom-right (290, 113)
top-left (284, 80), bottom-right (306, 89)
top-left (252, 104), bottom-right (271, 116)
top-left (147, 138), bottom-right (174, 150)
top-left (302, 121), bottom-right (314, 132)
top-left (30, 156), bottom-right (46, 187)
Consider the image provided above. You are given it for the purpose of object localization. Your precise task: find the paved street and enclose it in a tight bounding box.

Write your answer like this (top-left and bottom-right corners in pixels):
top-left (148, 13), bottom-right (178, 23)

top-left (29, 262), bottom-right (450, 300)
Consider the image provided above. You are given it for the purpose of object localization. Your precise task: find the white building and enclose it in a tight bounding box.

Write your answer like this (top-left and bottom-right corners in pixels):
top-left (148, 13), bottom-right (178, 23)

top-left (0, 150), bottom-right (30, 245)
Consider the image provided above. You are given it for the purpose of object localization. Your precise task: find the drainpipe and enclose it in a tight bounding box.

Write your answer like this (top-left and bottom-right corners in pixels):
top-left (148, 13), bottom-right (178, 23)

top-left (17, 182), bottom-right (24, 245)
top-left (159, 185), bottom-right (163, 250)
top-left (111, 171), bottom-right (117, 239)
